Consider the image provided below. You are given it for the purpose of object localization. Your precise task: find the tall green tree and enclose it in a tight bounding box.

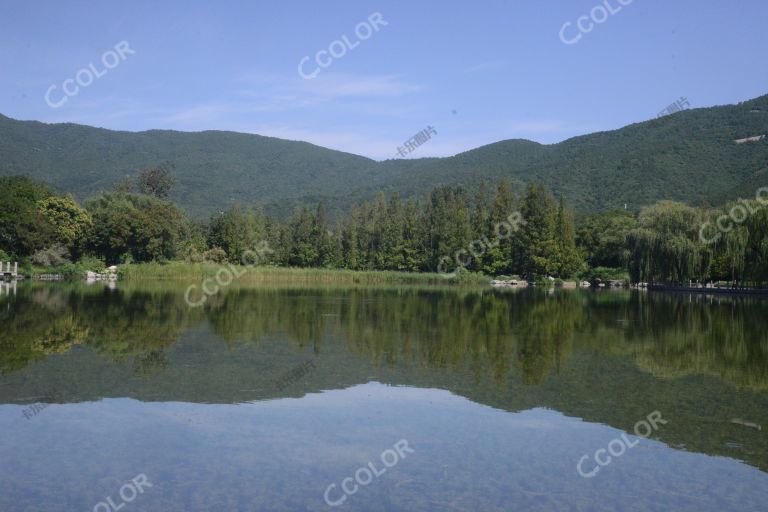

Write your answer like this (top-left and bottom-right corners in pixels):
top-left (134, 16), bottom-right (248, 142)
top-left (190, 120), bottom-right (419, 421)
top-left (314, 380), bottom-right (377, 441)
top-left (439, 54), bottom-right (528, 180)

top-left (138, 164), bottom-right (175, 199)
top-left (626, 201), bottom-right (706, 284)
top-left (36, 195), bottom-right (93, 257)
top-left (287, 206), bottom-right (318, 267)
top-left (0, 176), bottom-right (55, 257)
top-left (424, 186), bottom-right (472, 272)
top-left (576, 210), bottom-right (636, 268)
top-left (207, 205), bottom-right (266, 262)
top-left (484, 180), bottom-right (516, 274)
top-left (519, 183), bottom-right (558, 277)
top-left (313, 202), bottom-right (335, 267)
top-left (553, 195), bottom-right (582, 277)
top-left (86, 192), bottom-right (189, 263)
top-left (341, 205), bottom-right (361, 270)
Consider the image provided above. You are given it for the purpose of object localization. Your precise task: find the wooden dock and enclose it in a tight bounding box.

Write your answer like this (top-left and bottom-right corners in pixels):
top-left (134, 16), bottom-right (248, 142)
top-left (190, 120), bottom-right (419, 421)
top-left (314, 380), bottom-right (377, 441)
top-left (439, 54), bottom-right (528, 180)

top-left (1, 261), bottom-right (18, 280)
top-left (647, 284), bottom-right (768, 296)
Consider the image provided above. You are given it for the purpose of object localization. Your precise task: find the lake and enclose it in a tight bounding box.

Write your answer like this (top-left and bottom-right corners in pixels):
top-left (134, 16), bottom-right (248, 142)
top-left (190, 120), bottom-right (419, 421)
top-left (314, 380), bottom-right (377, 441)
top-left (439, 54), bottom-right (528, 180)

top-left (1, 282), bottom-right (767, 511)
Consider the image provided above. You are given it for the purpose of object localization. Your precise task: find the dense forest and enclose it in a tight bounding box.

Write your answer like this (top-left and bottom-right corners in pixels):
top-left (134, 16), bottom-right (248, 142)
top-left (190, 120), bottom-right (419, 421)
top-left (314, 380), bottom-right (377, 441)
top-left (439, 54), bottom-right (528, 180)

top-left (2, 164), bottom-right (768, 285)
top-left (1, 93), bottom-right (767, 218)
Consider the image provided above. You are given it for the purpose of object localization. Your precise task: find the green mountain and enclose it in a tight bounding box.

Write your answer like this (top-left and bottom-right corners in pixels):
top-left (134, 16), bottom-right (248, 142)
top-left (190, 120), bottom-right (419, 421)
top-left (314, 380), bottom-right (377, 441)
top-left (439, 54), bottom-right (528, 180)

top-left (1, 93), bottom-right (767, 218)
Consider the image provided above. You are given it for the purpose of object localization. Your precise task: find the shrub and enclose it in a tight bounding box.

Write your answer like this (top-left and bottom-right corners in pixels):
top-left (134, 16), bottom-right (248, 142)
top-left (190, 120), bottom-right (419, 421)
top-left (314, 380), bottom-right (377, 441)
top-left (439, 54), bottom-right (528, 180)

top-left (30, 245), bottom-right (70, 267)
top-left (185, 246), bottom-right (205, 263)
top-left (203, 247), bottom-right (228, 264)
top-left (580, 266), bottom-right (630, 283)
top-left (76, 256), bottom-right (107, 272)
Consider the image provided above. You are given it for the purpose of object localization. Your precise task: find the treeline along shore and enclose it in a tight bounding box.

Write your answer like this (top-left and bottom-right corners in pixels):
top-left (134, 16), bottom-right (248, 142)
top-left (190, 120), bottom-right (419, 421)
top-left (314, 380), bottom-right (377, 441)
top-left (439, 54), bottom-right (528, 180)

top-left (2, 165), bottom-right (768, 288)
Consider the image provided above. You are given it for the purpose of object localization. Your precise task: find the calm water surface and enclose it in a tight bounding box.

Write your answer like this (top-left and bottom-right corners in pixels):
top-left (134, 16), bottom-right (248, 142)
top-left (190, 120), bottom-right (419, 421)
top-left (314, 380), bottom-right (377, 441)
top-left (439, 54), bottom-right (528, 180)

top-left (1, 283), bottom-right (767, 511)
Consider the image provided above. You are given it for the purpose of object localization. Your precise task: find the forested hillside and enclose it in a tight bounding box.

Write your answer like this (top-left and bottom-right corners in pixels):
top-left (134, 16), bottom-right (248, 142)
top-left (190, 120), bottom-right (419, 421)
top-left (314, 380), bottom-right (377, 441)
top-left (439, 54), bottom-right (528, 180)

top-left (1, 94), bottom-right (767, 218)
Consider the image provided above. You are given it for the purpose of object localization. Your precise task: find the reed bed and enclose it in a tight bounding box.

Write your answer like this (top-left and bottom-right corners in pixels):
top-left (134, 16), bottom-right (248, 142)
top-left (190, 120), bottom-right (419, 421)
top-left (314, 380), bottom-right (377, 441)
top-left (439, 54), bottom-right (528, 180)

top-left (118, 262), bottom-right (490, 286)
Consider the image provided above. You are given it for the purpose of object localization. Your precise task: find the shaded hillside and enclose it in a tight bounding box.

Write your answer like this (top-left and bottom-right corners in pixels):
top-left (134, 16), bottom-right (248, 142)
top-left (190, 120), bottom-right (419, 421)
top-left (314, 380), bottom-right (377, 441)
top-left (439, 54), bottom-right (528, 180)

top-left (1, 93), bottom-right (767, 218)
top-left (364, 94), bottom-right (768, 213)
top-left (0, 117), bottom-right (379, 217)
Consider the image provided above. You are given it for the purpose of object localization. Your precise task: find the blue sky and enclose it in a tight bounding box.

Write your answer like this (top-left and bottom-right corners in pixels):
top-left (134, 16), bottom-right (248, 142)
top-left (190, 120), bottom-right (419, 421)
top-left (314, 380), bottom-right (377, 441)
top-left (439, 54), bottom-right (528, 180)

top-left (1, 0), bottom-right (767, 159)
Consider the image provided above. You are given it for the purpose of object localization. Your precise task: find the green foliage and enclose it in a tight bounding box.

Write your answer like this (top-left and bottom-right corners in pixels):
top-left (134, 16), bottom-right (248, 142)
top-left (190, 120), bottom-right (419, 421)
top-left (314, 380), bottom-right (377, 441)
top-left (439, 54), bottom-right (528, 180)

top-left (626, 201), bottom-right (708, 284)
top-left (579, 266), bottom-right (630, 282)
top-left (0, 176), bottom-right (55, 257)
top-left (137, 163), bottom-right (175, 199)
top-left (85, 192), bottom-right (189, 264)
top-left (112, 177), bottom-right (134, 194)
top-left (553, 195), bottom-right (582, 277)
top-left (705, 198), bottom-right (768, 285)
top-left (30, 244), bottom-right (70, 267)
top-left (207, 205), bottom-right (266, 262)
top-left (482, 180), bottom-right (515, 274)
top-left (5, 170), bottom-right (768, 288)
top-left (2, 93), bottom-right (768, 219)
top-left (519, 183), bottom-right (558, 277)
top-left (36, 195), bottom-right (92, 256)
top-left (577, 210), bottom-right (636, 268)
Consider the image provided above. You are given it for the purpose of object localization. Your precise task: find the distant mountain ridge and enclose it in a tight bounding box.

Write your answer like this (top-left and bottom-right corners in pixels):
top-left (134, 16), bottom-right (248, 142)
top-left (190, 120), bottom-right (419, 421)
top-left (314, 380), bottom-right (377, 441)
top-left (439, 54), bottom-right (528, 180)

top-left (1, 93), bottom-right (767, 218)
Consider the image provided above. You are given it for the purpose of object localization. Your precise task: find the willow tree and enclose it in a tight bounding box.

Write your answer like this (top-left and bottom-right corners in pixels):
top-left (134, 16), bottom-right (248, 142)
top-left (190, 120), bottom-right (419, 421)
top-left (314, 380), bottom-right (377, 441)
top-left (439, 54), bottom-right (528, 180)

top-left (626, 201), bottom-right (707, 284)
top-left (743, 205), bottom-right (768, 284)
top-left (711, 199), bottom-right (768, 286)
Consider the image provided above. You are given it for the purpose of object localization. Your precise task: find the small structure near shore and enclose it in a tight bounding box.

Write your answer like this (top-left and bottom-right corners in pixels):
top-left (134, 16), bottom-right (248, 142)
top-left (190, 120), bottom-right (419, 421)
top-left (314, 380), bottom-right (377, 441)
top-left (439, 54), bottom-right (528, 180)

top-left (647, 283), bottom-right (768, 296)
top-left (591, 279), bottom-right (627, 289)
top-left (491, 279), bottom-right (527, 288)
top-left (37, 274), bottom-right (64, 281)
top-left (1, 261), bottom-right (18, 280)
top-left (86, 266), bottom-right (119, 282)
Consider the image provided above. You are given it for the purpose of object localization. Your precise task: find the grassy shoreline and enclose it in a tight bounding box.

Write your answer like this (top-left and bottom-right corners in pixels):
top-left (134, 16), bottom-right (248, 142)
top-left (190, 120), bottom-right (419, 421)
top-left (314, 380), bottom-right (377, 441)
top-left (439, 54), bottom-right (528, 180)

top-left (117, 262), bottom-right (490, 286)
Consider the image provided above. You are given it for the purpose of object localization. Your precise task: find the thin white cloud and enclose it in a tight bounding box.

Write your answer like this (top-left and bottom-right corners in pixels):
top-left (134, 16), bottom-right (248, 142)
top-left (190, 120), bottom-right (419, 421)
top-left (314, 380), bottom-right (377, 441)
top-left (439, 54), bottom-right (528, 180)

top-left (506, 120), bottom-right (568, 133)
top-left (236, 72), bottom-right (423, 107)
top-left (307, 73), bottom-right (423, 98)
top-left (500, 120), bottom-right (602, 138)
top-left (158, 103), bottom-right (233, 125)
top-left (210, 122), bottom-right (478, 160)
top-left (463, 61), bottom-right (506, 73)
top-left (152, 72), bottom-right (425, 128)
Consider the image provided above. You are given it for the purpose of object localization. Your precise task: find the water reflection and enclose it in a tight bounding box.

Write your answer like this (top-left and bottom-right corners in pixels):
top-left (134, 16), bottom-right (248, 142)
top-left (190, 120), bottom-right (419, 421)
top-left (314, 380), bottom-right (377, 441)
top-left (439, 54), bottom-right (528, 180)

top-left (3, 284), bottom-right (767, 392)
top-left (1, 283), bottom-right (767, 510)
